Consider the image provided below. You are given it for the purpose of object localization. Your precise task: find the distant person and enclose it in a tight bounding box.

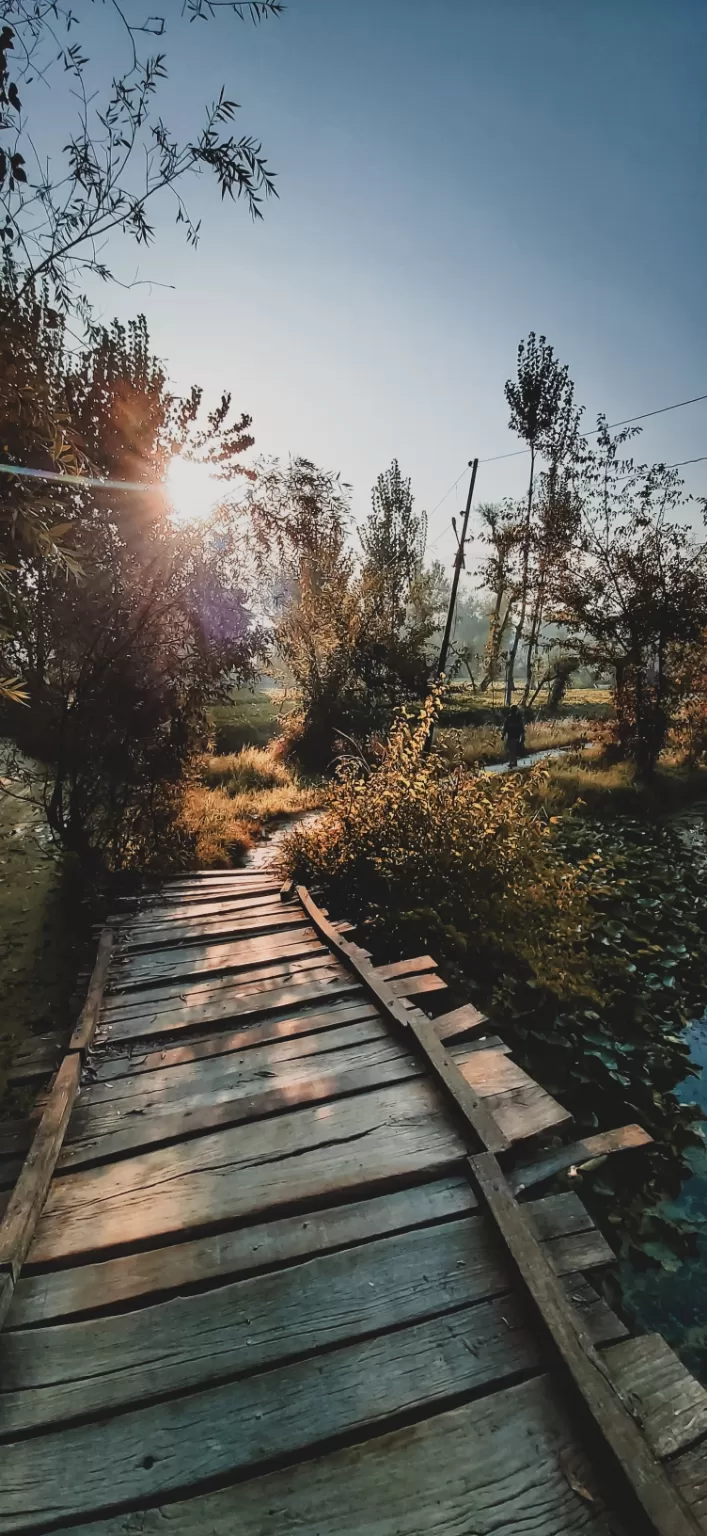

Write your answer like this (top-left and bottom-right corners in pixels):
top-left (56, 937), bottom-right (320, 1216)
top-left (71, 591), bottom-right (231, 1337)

top-left (502, 705), bottom-right (525, 768)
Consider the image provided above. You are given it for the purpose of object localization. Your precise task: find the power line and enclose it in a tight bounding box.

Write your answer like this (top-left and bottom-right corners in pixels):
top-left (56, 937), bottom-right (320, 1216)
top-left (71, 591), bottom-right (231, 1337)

top-left (478, 390), bottom-right (707, 465)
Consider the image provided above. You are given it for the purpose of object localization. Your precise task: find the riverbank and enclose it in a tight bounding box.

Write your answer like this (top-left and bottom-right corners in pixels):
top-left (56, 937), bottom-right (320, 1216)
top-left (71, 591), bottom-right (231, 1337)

top-left (0, 752), bottom-right (92, 1114)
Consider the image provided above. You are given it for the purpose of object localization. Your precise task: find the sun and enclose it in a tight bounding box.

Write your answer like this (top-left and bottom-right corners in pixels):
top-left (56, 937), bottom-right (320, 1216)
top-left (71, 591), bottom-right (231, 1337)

top-left (165, 456), bottom-right (221, 526)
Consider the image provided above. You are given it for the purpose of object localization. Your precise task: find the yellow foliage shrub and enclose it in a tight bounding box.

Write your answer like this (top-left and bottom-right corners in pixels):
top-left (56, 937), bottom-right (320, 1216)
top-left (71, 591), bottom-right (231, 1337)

top-left (284, 693), bottom-right (593, 997)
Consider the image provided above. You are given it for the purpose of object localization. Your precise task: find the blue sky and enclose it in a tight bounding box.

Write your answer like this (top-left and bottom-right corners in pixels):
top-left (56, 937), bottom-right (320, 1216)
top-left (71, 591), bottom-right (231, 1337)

top-left (65, 1), bottom-right (707, 574)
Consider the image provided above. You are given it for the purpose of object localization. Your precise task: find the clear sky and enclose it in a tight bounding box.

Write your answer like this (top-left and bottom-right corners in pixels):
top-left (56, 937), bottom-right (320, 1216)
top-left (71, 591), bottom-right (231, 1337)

top-left (75, 0), bottom-right (707, 578)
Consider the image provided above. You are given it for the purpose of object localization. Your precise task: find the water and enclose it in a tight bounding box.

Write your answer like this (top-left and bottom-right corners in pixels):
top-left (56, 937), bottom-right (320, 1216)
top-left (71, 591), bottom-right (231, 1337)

top-left (617, 810), bottom-right (707, 1383)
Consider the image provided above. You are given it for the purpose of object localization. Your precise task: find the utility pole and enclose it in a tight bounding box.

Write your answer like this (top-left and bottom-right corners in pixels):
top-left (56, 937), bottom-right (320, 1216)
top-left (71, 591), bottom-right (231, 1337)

top-left (436, 457), bottom-right (479, 678)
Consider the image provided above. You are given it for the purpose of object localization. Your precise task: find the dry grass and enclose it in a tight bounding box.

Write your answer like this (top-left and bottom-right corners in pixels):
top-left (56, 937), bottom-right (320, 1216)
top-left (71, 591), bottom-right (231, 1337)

top-left (201, 746), bottom-right (290, 794)
top-left (438, 716), bottom-right (591, 767)
top-left (535, 750), bottom-right (707, 817)
top-left (181, 745), bottom-right (322, 867)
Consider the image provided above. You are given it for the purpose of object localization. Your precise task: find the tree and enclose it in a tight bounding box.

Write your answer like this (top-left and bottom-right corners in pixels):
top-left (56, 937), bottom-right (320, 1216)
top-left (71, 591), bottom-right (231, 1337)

top-left (503, 333), bottom-right (580, 704)
top-left (553, 422), bottom-right (707, 775)
top-left (476, 501), bottom-right (521, 692)
top-left (252, 458), bottom-right (445, 768)
top-left (0, 255), bottom-right (86, 701)
top-left (0, 1), bottom-right (281, 313)
top-left (360, 459), bottom-right (427, 623)
top-left (1, 304), bottom-right (261, 867)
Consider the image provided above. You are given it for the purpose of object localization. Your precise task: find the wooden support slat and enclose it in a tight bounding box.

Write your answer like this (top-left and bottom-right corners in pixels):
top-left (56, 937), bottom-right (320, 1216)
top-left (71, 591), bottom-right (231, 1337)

top-left (468, 1150), bottom-right (701, 1536)
top-left (296, 886), bottom-right (511, 1155)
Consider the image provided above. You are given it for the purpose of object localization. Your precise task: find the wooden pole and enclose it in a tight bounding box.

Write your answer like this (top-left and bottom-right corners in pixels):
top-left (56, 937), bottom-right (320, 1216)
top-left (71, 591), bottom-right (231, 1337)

top-left (436, 457), bottom-right (479, 679)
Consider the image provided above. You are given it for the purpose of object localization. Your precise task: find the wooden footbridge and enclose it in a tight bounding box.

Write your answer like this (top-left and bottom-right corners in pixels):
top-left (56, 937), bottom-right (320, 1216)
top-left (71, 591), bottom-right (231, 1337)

top-left (1, 865), bottom-right (707, 1534)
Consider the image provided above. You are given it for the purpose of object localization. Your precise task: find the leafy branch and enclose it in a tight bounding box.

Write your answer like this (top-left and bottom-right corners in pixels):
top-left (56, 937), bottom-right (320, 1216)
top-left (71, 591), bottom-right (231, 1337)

top-left (0, 0), bottom-right (280, 311)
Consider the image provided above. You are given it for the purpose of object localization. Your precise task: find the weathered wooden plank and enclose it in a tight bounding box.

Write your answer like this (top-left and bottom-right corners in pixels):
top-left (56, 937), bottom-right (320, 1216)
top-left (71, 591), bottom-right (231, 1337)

top-left (60, 1037), bottom-right (426, 1168)
top-left (88, 998), bottom-right (383, 1082)
top-left (434, 1001), bottom-right (488, 1040)
top-left (469, 1151), bottom-right (701, 1536)
top-left (387, 971), bottom-right (448, 999)
top-left (101, 974), bottom-right (364, 1045)
top-left (482, 1079), bottom-right (572, 1143)
top-left (80, 1033), bottom-right (524, 1119)
top-left (0, 1198), bottom-right (610, 1434)
top-left (120, 901), bottom-right (295, 951)
top-left (510, 1124), bottom-right (654, 1193)
top-left (50, 1375), bottom-right (621, 1536)
top-left (10, 1177), bottom-right (477, 1326)
top-left (376, 955), bottom-right (438, 981)
top-left (81, 1016), bottom-right (395, 1109)
top-left (29, 1078), bottom-right (467, 1265)
top-left (110, 912), bottom-right (312, 985)
top-left (671, 1445), bottom-right (707, 1532)
top-left (604, 1335), bottom-right (707, 1459)
top-left (0, 1054), bottom-right (81, 1287)
top-left (126, 890), bottom-right (290, 923)
top-left (56, 1038), bottom-right (586, 1172)
top-left (101, 949), bottom-right (338, 1022)
top-left (102, 954), bottom-right (340, 1026)
top-left (0, 1305), bottom-right (622, 1532)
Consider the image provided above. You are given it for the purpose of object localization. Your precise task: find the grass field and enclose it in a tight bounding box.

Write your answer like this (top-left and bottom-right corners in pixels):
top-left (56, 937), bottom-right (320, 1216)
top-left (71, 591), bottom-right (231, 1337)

top-left (440, 684), bottom-right (614, 727)
top-left (209, 687), bottom-right (285, 753)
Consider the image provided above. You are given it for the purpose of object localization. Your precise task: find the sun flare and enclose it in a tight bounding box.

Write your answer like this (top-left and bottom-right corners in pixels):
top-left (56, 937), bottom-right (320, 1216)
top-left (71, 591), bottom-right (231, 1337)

top-left (166, 456), bottom-right (221, 526)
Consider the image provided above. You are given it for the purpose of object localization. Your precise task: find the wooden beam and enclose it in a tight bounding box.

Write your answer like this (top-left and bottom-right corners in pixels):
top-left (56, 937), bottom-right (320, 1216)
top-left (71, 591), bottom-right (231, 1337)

top-left (468, 1150), bottom-right (701, 1536)
top-left (296, 886), bottom-right (509, 1155)
top-left (0, 1053), bottom-right (80, 1287)
top-left (68, 927), bottom-right (113, 1053)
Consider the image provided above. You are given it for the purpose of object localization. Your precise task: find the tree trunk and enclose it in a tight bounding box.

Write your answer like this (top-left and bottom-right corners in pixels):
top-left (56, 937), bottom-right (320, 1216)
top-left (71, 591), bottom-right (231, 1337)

top-left (504, 446), bottom-right (535, 706)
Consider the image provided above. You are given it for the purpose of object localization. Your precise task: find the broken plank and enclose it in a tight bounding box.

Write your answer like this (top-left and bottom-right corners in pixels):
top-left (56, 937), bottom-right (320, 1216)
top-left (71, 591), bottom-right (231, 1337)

top-left (387, 972), bottom-right (447, 999)
top-left (510, 1124), bottom-right (653, 1194)
top-left (482, 1079), bottom-right (572, 1144)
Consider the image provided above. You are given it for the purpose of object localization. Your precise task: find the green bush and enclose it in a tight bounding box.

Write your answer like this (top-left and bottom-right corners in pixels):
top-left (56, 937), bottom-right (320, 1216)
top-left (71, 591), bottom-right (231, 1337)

top-left (284, 692), bottom-right (706, 1266)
